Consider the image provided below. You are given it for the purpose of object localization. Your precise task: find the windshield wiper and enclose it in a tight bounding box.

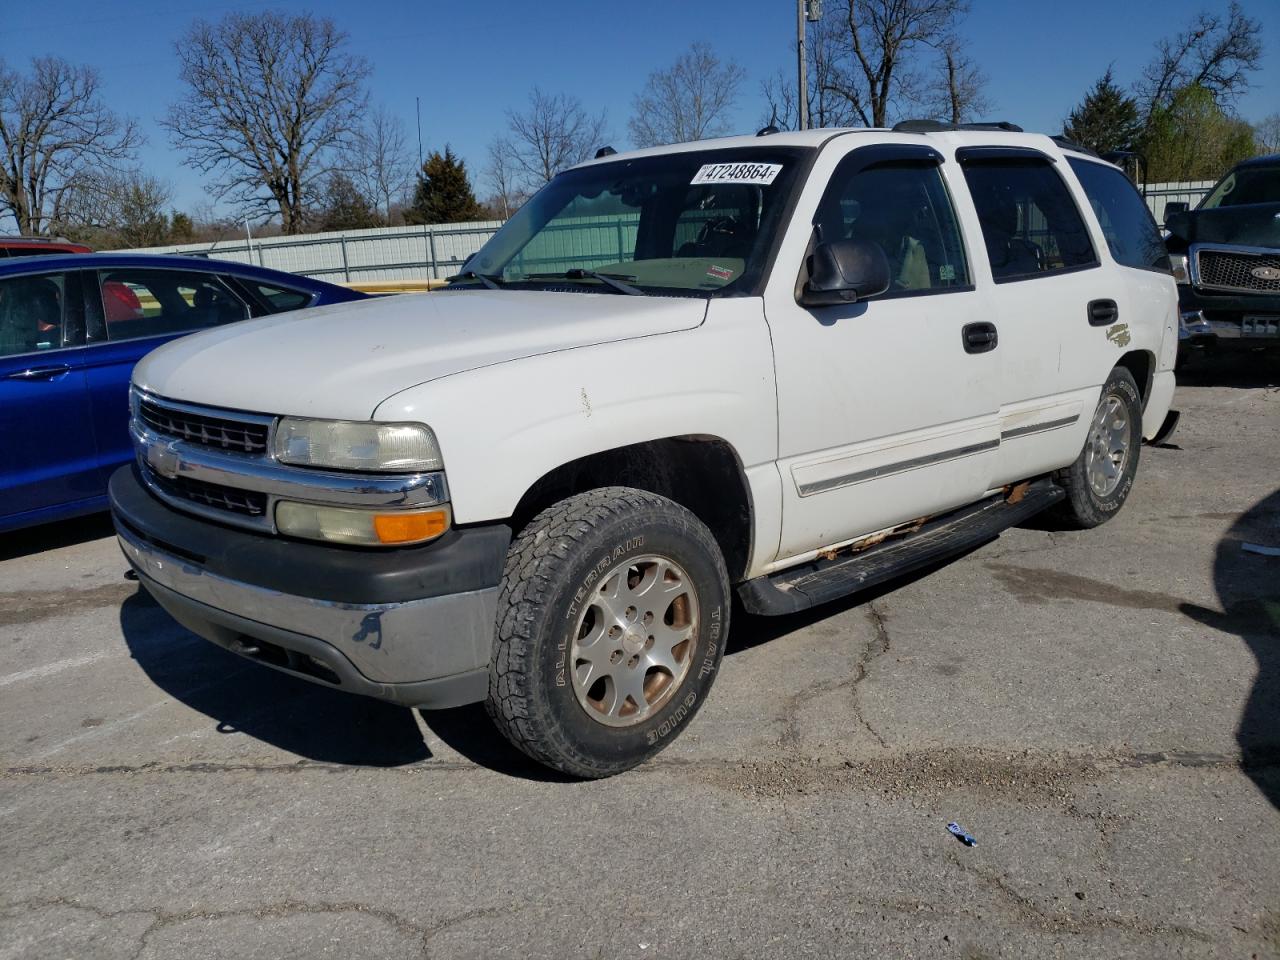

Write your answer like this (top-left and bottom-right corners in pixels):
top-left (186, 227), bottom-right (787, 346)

top-left (525, 269), bottom-right (645, 296)
top-left (447, 270), bottom-right (504, 290)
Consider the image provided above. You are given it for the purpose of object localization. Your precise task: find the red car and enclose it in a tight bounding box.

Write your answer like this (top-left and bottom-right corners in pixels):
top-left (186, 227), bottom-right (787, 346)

top-left (0, 236), bottom-right (93, 257)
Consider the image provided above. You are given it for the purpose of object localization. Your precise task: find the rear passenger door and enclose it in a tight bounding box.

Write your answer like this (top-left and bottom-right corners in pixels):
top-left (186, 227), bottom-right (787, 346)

top-left (80, 267), bottom-right (251, 485)
top-left (0, 271), bottom-right (99, 525)
top-left (956, 148), bottom-right (1104, 485)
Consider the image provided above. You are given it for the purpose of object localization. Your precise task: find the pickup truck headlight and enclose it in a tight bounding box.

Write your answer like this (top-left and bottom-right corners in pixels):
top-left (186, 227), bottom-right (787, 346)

top-left (274, 418), bottom-right (443, 472)
top-left (1169, 253), bottom-right (1190, 284)
top-left (276, 502), bottom-right (451, 546)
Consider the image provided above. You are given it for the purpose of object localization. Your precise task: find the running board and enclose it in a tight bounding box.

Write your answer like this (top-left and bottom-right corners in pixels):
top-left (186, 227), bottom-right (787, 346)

top-left (738, 480), bottom-right (1065, 616)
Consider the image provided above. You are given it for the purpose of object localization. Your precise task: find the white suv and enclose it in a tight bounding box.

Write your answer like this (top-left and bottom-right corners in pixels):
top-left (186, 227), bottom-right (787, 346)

top-left (111, 122), bottom-right (1179, 777)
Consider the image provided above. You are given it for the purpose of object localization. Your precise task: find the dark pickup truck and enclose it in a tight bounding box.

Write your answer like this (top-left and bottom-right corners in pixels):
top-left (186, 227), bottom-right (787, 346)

top-left (1165, 154), bottom-right (1280, 357)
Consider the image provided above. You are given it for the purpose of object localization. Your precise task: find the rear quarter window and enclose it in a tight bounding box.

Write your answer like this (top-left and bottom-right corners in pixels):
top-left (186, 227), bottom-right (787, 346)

top-left (1067, 158), bottom-right (1169, 272)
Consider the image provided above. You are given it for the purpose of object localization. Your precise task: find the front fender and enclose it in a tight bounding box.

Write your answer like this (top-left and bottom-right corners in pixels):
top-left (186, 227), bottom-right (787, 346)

top-left (373, 299), bottom-right (777, 525)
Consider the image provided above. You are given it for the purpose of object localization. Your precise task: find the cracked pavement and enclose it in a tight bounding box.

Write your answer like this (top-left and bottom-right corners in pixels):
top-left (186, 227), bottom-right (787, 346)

top-left (2, 357), bottom-right (1279, 959)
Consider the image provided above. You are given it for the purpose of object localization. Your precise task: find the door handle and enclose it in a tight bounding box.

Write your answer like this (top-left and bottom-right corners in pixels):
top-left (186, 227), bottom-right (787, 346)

top-left (1088, 299), bottom-right (1119, 326)
top-left (4, 364), bottom-right (71, 381)
top-left (962, 321), bottom-right (998, 354)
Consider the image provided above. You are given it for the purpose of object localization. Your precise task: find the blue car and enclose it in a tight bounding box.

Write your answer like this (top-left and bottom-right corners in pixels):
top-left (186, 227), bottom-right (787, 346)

top-left (0, 253), bottom-right (368, 532)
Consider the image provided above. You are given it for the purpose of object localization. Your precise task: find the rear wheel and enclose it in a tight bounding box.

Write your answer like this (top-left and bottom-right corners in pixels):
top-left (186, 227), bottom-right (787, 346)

top-left (486, 487), bottom-right (729, 778)
top-left (1052, 366), bottom-right (1142, 529)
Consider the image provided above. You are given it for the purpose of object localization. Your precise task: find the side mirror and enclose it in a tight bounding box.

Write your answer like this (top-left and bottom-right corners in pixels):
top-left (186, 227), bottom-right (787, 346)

top-left (1163, 201), bottom-right (1188, 217)
top-left (799, 239), bottom-right (891, 307)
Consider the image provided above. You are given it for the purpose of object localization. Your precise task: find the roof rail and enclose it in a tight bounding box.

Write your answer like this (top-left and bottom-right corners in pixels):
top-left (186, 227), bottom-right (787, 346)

top-left (1052, 135), bottom-right (1098, 158)
top-left (892, 119), bottom-right (1024, 134)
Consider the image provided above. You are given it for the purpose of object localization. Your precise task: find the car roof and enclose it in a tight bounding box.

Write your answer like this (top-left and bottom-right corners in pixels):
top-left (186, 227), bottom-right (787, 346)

top-left (571, 126), bottom-right (1080, 169)
top-left (0, 251), bottom-right (349, 291)
top-left (1233, 153), bottom-right (1280, 170)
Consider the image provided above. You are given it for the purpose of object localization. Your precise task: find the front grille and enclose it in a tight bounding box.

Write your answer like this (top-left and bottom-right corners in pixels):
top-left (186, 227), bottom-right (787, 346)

top-left (148, 470), bottom-right (268, 518)
top-left (1196, 249), bottom-right (1280, 293)
top-left (140, 398), bottom-right (270, 454)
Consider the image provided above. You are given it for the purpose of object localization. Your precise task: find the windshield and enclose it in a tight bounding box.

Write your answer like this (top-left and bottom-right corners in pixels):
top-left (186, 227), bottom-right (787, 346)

top-left (1199, 166), bottom-right (1280, 209)
top-left (453, 147), bottom-right (811, 296)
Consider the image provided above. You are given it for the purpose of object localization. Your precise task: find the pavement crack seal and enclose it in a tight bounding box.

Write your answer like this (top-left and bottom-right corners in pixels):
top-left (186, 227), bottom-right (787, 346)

top-left (775, 599), bottom-right (891, 750)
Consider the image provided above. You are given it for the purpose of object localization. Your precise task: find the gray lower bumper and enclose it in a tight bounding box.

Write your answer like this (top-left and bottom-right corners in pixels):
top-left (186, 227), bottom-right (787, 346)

top-left (118, 524), bottom-right (497, 709)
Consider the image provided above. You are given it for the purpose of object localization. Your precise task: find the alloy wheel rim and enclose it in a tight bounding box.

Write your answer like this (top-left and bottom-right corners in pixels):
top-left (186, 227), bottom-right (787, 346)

top-left (1085, 394), bottom-right (1130, 498)
top-left (569, 555), bottom-right (699, 727)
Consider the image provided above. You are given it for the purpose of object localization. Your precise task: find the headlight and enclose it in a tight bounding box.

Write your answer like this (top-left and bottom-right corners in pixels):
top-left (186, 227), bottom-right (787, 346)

top-left (274, 418), bottom-right (443, 473)
top-left (276, 501), bottom-right (451, 546)
top-left (1169, 253), bottom-right (1189, 284)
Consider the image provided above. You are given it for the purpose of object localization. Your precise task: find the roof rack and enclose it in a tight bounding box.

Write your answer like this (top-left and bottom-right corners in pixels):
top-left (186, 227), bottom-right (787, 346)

top-left (892, 119), bottom-right (1024, 134)
top-left (1052, 136), bottom-right (1098, 158)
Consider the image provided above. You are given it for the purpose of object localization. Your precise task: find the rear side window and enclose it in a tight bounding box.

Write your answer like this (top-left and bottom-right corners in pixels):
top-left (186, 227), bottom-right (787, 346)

top-left (93, 269), bottom-right (249, 342)
top-left (252, 282), bottom-right (313, 312)
top-left (813, 161), bottom-right (970, 294)
top-left (0, 272), bottom-right (68, 357)
top-left (1067, 158), bottom-right (1169, 272)
top-left (962, 159), bottom-right (1097, 282)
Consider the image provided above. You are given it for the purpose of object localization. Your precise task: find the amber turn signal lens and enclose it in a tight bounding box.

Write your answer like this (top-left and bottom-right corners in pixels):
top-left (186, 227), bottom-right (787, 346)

top-left (373, 509), bottom-right (450, 544)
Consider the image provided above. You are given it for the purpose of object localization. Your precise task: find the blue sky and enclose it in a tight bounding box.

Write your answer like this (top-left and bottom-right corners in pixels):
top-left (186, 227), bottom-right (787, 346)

top-left (4, 0), bottom-right (1278, 216)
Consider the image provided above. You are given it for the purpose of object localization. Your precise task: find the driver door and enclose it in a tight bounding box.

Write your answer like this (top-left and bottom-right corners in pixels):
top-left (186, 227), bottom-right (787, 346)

top-left (763, 143), bottom-right (1002, 565)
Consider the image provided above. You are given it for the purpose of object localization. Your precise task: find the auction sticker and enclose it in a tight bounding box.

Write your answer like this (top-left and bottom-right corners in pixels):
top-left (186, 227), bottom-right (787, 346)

top-left (691, 162), bottom-right (783, 186)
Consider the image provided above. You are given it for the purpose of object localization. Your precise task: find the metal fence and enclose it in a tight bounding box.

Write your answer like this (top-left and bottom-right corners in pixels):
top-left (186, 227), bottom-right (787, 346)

top-left (1141, 180), bottom-right (1216, 226)
top-left (111, 180), bottom-right (1218, 282)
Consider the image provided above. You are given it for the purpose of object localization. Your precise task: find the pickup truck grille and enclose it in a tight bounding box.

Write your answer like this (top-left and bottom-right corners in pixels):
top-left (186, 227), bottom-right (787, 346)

top-left (139, 397), bottom-right (271, 454)
top-left (147, 471), bottom-right (268, 518)
top-left (1195, 249), bottom-right (1280, 294)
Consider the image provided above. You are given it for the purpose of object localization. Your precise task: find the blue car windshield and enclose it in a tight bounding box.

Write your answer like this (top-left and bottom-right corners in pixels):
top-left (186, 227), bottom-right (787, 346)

top-left (454, 147), bottom-right (811, 296)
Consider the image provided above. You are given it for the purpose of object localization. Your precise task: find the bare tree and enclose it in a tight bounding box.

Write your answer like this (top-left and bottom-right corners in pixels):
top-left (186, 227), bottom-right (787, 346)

top-left (825, 0), bottom-right (969, 127)
top-left (484, 135), bottom-right (527, 219)
top-left (762, 15), bottom-right (861, 130)
top-left (342, 105), bottom-right (412, 223)
top-left (1255, 114), bottom-right (1280, 156)
top-left (928, 36), bottom-right (991, 124)
top-left (0, 56), bottom-right (141, 235)
top-left (48, 170), bottom-right (172, 248)
top-left (1136, 1), bottom-right (1263, 122)
top-left (163, 12), bottom-right (370, 234)
top-left (629, 43), bottom-right (746, 147)
top-left (499, 88), bottom-right (608, 190)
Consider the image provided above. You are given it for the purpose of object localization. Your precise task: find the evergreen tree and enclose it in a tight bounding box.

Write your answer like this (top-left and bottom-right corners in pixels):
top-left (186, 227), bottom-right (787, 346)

top-left (406, 147), bottom-right (484, 225)
top-left (316, 172), bottom-right (381, 231)
top-left (169, 211), bottom-right (195, 243)
top-left (1063, 69), bottom-right (1142, 155)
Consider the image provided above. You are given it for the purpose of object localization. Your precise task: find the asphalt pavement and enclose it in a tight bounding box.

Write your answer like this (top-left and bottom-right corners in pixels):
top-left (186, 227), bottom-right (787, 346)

top-left (2, 355), bottom-right (1278, 959)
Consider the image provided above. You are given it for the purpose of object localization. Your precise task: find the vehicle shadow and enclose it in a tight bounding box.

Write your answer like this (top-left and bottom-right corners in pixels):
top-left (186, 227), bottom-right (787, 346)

top-left (1176, 350), bottom-right (1279, 389)
top-left (0, 512), bottom-right (115, 562)
top-left (1179, 487), bottom-right (1280, 809)
top-left (118, 587), bottom-right (432, 767)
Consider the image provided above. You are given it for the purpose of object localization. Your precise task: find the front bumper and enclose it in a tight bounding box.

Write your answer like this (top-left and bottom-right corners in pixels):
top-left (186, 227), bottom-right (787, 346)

top-left (110, 465), bottom-right (510, 709)
top-left (1178, 285), bottom-right (1280, 346)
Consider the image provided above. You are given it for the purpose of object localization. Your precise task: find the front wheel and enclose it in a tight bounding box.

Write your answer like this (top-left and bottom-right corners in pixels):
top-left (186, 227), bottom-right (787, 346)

top-left (1052, 366), bottom-right (1142, 529)
top-left (486, 487), bottom-right (730, 778)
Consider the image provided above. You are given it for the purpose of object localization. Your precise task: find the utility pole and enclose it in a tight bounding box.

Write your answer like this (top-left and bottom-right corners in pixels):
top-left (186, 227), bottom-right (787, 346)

top-left (797, 0), bottom-right (821, 130)
top-left (415, 96), bottom-right (424, 170)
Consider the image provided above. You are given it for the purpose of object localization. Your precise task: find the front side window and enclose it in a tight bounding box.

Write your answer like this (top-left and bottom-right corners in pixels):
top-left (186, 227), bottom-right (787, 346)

top-left (0, 272), bottom-right (67, 358)
top-left (1068, 158), bottom-right (1168, 272)
top-left (456, 148), bottom-right (809, 296)
top-left (92, 269), bottom-right (249, 342)
top-left (962, 159), bottom-right (1097, 282)
top-left (813, 159), bottom-right (970, 294)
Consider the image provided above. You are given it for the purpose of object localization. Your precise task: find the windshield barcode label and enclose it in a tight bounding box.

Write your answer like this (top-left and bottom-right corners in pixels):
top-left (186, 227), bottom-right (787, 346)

top-left (691, 162), bottom-right (783, 186)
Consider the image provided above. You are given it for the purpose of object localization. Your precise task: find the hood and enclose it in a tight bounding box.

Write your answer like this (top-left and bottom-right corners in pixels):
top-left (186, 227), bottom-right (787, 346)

top-left (1167, 202), bottom-right (1280, 248)
top-left (133, 289), bottom-right (708, 420)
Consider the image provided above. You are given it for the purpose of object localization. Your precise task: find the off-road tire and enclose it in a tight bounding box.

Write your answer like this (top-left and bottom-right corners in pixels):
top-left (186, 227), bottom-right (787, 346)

top-left (1052, 366), bottom-right (1142, 529)
top-left (486, 487), bottom-right (730, 778)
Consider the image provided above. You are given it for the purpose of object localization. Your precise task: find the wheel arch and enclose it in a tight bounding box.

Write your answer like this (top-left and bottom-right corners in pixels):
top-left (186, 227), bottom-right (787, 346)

top-left (1116, 349), bottom-right (1155, 406)
top-left (510, 435), bottom-right (754, 583)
